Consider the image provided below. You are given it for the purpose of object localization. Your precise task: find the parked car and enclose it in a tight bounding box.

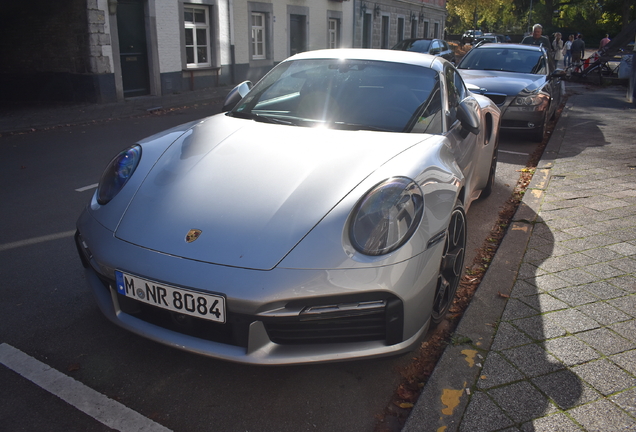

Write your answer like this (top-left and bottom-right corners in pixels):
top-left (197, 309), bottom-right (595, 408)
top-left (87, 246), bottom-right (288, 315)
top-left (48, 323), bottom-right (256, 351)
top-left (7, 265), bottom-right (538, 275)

top-left (462, 29), bottom-right (483, 45)
top-left (473, 34), bottom-right (500, 46)
top-left (76, 49), bottom-right (501, 365)
top-left (457, 43), bottom-right (565, 142)
top-left (391, 38), bottom-right (456, 64)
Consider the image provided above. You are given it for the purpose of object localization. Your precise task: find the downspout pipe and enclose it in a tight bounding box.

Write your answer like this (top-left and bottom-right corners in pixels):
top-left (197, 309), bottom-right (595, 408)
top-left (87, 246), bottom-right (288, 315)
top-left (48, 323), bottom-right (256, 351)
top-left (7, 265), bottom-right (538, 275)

top-left (228, 0), bottom-right (236, 84)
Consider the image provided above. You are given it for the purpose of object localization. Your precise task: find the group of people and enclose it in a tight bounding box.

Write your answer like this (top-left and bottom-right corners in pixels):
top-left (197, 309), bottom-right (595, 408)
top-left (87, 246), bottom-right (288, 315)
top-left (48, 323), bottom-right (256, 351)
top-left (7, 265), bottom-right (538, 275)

top-left (521, 24), bottom-right (608, 69)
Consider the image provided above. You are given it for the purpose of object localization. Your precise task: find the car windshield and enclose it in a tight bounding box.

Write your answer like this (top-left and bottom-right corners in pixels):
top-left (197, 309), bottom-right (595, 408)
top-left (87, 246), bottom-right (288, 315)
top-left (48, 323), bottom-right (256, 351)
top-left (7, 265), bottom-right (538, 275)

top-left (230, 58), bottom-right (439, 132)
top-left (458, 48), bottom-right (544, 74)
top-left (393, 39), bottom-right (432, 53)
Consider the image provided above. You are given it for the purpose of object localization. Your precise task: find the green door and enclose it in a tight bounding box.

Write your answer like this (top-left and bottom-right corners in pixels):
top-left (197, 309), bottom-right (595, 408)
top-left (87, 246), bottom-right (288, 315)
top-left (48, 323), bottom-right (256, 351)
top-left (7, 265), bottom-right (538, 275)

top-left (117, 0), bottom-right (150, 97)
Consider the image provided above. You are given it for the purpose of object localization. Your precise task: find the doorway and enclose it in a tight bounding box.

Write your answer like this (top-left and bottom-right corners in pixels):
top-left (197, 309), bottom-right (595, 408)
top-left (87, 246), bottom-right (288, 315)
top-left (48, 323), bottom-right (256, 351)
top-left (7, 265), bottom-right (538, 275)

top-left (290, 14), bottom-right (307, 56)
top-left (117, 0), bottom-right (150, 97)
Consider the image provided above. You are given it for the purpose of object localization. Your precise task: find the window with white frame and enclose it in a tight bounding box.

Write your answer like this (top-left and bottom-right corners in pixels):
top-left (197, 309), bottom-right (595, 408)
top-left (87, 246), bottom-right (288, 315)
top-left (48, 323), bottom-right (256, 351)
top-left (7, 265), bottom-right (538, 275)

top-left (328, 18), bottom-right (339, 48)
top-left (184, 6), bottom-right (211, 68)
top-left (252, 12), bottom-right (266, 60)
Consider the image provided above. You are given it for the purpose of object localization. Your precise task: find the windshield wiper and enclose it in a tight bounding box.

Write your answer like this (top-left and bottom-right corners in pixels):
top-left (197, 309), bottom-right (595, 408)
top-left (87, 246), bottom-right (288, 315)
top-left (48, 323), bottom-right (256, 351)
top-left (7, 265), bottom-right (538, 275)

top-left (228, 111), bottom-right (293, 125)
top-left (331, 122), bottom-right (393, 132)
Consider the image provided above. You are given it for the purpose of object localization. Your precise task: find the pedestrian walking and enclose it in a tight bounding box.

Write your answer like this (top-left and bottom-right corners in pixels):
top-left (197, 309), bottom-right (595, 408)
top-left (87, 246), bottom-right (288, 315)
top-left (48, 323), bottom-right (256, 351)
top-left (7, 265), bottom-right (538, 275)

top-left (571, 33), bottom-right (585, 64)
top-left (521, 24), bottom-right (552, 51)
top-left (600, 34), bottom-right (611, 49)
top-left (552, 32), bottom-right (564, 67)
top-left (563, 34), bottom-right (574, 67)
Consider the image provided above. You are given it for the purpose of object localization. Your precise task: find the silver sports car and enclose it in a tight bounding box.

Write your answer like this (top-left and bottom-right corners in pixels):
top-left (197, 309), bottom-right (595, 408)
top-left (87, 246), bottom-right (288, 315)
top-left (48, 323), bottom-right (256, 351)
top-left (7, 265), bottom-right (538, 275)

top-left (76, 49), bottom-right (500, 365)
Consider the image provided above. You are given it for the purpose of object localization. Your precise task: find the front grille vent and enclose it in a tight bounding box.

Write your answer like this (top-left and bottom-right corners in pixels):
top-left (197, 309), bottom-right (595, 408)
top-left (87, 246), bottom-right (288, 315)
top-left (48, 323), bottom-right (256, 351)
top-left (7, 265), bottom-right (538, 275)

top-left (264, 312), bottom-right (387, 345)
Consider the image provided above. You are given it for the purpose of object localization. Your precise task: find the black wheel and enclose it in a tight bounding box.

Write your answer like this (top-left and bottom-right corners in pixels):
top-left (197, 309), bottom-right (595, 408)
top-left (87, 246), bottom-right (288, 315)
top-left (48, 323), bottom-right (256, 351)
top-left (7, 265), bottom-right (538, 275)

top-left (431, 201), bottom-right (467, 324)
top-left (480, 137), bottom-right (499, 199)
top-left (533, 112), bottom-right (547, 142)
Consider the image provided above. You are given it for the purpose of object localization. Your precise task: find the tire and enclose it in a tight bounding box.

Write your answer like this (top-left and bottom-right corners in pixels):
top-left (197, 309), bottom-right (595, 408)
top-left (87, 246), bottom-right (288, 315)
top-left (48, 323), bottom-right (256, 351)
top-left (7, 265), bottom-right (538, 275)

top-left (533, 112), bottom-right (547, 143)
top-left (480, 137), bottom-right (499, 199)
top-left (431, 201), bottom-right (467, 324)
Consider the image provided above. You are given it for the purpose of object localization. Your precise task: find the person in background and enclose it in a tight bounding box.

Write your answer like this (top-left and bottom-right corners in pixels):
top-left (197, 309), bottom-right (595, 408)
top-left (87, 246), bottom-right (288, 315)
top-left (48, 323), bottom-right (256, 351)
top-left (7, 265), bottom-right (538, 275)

top-left (571, 33), bottom-right (586, 64)
top-left (600, 34), bottom-right (611, 49)
top-left (563, 34), bottom-right (574, 67)
top-left (553, 32), bottom-right (564, 68)
top-left (521, 24), bottom-right (552, 51)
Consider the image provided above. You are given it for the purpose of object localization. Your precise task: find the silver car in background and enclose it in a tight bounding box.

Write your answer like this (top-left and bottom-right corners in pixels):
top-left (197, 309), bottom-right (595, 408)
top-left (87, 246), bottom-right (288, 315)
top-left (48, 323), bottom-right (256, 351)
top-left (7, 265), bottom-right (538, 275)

top-left (457, 43), bottom-right (565, 142)
top-left (76, 49), bottom-right (500, 365)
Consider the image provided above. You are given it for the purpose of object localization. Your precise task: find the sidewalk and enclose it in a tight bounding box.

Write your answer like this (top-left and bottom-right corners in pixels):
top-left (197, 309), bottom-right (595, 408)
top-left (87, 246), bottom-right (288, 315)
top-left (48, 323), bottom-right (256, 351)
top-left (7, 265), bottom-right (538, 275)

top-left (0, 85), bottom-right (230, 135)
top-left (404, 84), bottom-right (636, 431)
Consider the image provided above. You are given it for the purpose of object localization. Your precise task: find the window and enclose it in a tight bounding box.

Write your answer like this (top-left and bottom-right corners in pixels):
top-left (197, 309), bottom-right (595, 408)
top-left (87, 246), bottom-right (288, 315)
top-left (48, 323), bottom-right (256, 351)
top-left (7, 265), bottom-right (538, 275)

top-left (184, 6), bottom-right (211, 68)
top-left (381, 15), bottom-right (390, 49)
top-left (397, 17), bottom-right (405, 43)
top-left (434, 22), bottom-right (440, 39)
top-left (410, 20), bottom-right (418, 39)
top-left (252, 12), bottom-right (266, 60)
top-left (328, 18), bottom-right (339, 48)
top-left (423, 21), bottom-right (429, 39)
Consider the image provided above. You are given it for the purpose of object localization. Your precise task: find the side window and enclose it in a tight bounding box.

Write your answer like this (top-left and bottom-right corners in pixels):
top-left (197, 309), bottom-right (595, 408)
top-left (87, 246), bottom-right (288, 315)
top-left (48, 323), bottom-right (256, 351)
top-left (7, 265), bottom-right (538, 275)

top-left (184, 5), bottom-right (211, 68)
top-left (445, 67), bottom-right (462, 125)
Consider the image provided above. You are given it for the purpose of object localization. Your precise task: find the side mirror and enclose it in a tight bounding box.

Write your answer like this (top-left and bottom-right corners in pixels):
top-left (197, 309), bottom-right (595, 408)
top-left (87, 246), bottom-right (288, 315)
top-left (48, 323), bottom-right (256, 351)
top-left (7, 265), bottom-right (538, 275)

top-left (221, 81), bottom-right (253, 112)
top-left (456, 99), bottom-right (480, 135)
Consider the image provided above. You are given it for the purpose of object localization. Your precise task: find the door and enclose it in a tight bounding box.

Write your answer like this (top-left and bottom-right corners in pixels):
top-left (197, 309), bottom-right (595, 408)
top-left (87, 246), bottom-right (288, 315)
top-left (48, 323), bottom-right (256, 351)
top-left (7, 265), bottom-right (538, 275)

top-left (117, 0), bottom-right (150, 97)
top-left (290, 14), bottom-right (306, 56)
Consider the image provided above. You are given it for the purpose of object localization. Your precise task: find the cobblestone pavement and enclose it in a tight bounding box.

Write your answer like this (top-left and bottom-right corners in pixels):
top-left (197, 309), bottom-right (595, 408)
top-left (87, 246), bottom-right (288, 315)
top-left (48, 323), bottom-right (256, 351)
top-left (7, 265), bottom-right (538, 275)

top-left (405, 84), bottom-right (636, 431)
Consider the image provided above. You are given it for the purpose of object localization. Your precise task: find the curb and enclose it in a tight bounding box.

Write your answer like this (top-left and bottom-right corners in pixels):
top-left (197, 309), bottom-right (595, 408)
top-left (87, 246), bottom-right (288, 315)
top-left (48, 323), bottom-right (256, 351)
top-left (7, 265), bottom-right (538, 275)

top-left (402, 94), bottom-right (577, 431)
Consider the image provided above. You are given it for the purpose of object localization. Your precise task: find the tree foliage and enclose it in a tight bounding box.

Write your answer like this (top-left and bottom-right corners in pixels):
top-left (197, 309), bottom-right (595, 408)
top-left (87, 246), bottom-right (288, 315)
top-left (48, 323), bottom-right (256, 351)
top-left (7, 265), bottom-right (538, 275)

top-left (446, 0), bottom-right (635, 43)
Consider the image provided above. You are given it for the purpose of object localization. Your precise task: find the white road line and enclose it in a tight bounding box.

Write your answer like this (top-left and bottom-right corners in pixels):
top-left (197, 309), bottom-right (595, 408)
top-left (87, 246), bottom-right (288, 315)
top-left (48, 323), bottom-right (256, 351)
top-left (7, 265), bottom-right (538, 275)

top-left (0, 343), bottom-right (172, 432)
top-left (499, 150), bottom-right (530, 156)
top-left (76, 183), bottom-right (98, 192)
top-left (0, 230), bottom-right (76, 252)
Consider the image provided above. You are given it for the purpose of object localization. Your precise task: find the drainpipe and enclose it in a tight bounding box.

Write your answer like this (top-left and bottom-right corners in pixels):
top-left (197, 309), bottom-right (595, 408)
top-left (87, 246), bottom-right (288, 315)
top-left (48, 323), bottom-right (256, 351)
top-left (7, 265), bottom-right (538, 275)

top-left (352, 0), bottom-right (357, 48)
top-left (228, 0), bottom-right (236, 84)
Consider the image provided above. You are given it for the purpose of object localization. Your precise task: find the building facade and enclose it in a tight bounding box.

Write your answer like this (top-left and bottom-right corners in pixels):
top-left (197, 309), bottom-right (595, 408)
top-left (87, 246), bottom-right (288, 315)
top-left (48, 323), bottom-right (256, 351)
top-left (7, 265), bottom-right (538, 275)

top-left (0, 0), bottom-right (446, 105)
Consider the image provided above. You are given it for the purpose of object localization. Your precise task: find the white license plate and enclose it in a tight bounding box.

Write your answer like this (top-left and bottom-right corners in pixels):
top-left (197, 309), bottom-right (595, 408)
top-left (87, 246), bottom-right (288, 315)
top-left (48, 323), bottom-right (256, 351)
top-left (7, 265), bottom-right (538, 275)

top-left (115, 271), bottom-right (225, 323)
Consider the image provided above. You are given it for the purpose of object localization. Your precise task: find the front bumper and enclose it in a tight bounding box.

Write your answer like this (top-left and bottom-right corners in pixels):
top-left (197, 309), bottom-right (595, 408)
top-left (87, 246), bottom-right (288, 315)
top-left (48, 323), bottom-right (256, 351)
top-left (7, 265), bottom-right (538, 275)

top-left (485, 94), bottom-right (548, 132)
top-left (76, 209), bottom-right (440, 365)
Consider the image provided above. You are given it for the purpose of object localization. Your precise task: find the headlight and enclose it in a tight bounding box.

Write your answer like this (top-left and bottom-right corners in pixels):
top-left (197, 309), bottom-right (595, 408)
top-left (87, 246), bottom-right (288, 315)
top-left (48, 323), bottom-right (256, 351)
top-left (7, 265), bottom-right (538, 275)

top-left (97, 145), bottom-right (141, 205)
top-left (512, 93), bottom-right (548, 106)
top-left (349, 177), bottom-right (424, 256)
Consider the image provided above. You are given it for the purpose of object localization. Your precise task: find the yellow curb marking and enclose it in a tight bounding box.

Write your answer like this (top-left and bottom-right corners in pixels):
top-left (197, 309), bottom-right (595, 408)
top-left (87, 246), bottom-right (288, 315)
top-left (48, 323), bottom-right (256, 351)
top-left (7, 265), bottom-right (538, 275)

top-left (461, 349), bottom-right (478, 367)
top-left (441, 387), bottom-right (464, 415)
top-left (437, 427), bottom-right (447, 432)
top-left (511, 224), bottom-right (529, 232)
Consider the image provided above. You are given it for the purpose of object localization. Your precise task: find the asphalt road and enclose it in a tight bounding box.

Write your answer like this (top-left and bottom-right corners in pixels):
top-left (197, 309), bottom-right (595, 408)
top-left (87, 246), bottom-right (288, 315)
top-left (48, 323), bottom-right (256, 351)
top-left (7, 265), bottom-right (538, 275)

top-left (0, 103), bottom-right (543, 432)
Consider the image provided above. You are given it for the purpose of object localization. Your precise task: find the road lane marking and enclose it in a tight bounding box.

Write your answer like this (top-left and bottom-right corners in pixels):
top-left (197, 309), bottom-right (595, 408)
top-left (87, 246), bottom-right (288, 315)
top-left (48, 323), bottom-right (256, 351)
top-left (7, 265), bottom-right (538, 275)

top-left (76, 183), bottom-right (98, 192)
top-left (499, 150), bottom-right (529, 155)
top-left (0, 230), bottom-right (76, 252)
top-left (0, 343), bottom-right (172, 432)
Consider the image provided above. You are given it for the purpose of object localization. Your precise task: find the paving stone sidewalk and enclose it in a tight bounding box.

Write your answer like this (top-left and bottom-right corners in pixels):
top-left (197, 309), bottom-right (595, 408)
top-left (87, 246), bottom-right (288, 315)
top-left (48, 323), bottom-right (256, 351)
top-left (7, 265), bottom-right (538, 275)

top-left (405, 85), bottom-right (636, 431)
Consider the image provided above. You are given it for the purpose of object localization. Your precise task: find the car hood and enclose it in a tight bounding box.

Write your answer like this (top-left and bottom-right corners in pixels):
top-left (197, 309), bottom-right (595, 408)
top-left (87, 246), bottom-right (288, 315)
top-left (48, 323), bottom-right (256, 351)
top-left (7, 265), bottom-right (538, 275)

top-left (458, 69), bottom-right (545, 95)
top-left (115, 117), bottom-right (429, 270)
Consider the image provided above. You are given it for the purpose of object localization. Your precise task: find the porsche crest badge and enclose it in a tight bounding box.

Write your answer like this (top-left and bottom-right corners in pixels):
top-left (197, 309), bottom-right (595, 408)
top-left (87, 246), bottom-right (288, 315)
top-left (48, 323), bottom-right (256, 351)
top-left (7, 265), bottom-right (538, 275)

top-left (185, 229), bottom-right (202, 243)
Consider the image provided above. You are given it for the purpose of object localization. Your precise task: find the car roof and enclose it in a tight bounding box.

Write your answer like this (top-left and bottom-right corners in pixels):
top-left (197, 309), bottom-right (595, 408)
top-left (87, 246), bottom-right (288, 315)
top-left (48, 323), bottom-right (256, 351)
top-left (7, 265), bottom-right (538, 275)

top-left (285, 48), bottom-right (443, 70)
top-left (471, 43), bottom-right (543, 52)
top-left (399, 38), bottom-right (438, 42)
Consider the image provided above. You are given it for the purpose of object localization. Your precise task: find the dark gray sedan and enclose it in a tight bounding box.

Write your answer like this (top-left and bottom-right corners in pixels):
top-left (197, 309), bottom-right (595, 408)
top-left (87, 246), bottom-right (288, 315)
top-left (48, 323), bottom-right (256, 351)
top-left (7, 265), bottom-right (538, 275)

top-left (457, 43), bottom-right (565, 142)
